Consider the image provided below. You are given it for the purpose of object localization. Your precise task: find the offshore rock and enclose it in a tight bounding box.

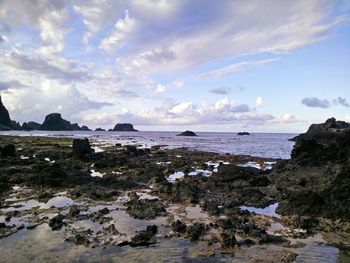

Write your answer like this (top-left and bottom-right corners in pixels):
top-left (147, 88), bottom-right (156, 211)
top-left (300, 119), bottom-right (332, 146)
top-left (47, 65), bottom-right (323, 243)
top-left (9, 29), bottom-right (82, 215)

top-left (177, 130), bottom-right (197, 136)
top-left (112, 123), bottom-right (138, 131)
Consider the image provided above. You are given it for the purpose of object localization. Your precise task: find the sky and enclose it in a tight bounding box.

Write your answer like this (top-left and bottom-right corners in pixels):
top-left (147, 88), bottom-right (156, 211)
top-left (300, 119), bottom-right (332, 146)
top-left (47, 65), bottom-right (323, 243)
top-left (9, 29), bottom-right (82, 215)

top-left (0, 0), bottom-right (349, 132)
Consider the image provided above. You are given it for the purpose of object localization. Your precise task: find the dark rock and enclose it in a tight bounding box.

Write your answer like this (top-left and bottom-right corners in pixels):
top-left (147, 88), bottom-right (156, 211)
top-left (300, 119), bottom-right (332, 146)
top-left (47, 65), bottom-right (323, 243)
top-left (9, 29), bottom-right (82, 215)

top-left (72, 138), bottom-right (92, 156)
top-left (69, 205), bottom-right (81, 217)
top-left (10, 120), bottom-right (21, 130)
top-left (128, 225), bottom-right (158, 247)
top-left (0, 222), bottom-right (6, 228)
top-left (21, 121), bottom-right (42, 131)
top-left (95, 127), bottom-right (105, 131)
top-left (172, 220), bottom-right (187, 233)
top-left (237, 132), bottom-right (250, 136)
top-left (98, 207), bottom-right (110, 215)
top-left (0, 95), bottom-right (12, 128)
top-left (112, 123), bottom-right (138, 132)
top-left (81, 125), bottom-right (90, 131)
top-left (187, 223), bottom-right (205, 241)
top-left (126, 196), bottom-right (166, 220)
top-left (272, 118), bottom-right (350, 220)
top-left (220, 229), bottom-right (237, 247)
top-left (49, 214), bottom-right (65, 230)
top-left (41, 113), bottom-right (88, 131)
top-left (1, 144), bottom-right (16, 157)
top-left (176, 130), bottom-right (197, 136)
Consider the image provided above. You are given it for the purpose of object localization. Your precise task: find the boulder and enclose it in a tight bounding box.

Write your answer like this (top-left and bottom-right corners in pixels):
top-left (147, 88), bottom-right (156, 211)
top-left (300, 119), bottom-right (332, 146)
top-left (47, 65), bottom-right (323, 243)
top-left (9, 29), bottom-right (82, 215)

top-left (176, 130), bottom-right (197, 136)
top-left (112, 123), bottom-right (138, 131)
top-left (72, 138), bottom-right (93, 156)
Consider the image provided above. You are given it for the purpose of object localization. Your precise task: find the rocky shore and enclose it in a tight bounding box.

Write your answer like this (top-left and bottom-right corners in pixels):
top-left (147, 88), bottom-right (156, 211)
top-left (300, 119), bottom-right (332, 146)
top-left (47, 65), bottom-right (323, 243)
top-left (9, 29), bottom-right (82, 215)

top-left (0, 118), bottom-right (349, 262)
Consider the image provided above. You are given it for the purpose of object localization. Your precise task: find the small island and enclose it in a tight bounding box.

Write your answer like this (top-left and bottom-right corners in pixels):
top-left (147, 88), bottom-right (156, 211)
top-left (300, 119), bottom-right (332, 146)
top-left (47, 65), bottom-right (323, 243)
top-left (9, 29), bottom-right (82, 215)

top-left (176, 130), bottom-right (197, 136)
top-left (237, 132), bottom-right (250, 136)
top-left (112, 123), bottom-right (138, 132)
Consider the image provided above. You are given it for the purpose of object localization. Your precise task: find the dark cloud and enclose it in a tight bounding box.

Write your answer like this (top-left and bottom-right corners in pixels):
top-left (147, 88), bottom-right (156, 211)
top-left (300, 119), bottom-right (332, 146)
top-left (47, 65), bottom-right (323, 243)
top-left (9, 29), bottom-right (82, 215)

top-left (0, 80), bottom-right (27, 90)
top-left (209, 86), bottom-right (232, 95)
top-left (301, 97), bottom-right (330, 108)
top-left (333, 97), bottom-right (349, 107)
top-left (302, 97), bottom-right (350, 108)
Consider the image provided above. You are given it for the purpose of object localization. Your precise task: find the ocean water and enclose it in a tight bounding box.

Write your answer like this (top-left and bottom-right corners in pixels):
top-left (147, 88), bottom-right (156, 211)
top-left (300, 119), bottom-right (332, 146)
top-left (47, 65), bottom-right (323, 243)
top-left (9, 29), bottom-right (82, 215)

top-left (0, 131), bottom-right (296, 159)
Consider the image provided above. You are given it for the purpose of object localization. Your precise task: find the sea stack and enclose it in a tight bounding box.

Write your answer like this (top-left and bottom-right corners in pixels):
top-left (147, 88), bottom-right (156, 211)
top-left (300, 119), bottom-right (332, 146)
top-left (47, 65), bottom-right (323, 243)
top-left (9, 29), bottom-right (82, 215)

top-left (41, 113), bottom-right (90, 131)
top-left (112, 123), bottom-right (138, 131)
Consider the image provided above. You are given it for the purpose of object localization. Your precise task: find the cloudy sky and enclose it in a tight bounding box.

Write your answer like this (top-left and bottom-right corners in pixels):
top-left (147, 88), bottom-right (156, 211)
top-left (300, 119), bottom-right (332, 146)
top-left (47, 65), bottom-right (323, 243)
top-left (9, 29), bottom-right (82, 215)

top-left (0, 0), bottom-right (349, 132)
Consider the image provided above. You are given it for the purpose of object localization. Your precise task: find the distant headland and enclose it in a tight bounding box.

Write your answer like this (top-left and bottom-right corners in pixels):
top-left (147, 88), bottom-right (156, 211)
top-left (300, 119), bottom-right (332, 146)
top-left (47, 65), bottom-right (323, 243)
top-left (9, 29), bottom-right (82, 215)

top-left (0, 95), bottom-right (138, 132)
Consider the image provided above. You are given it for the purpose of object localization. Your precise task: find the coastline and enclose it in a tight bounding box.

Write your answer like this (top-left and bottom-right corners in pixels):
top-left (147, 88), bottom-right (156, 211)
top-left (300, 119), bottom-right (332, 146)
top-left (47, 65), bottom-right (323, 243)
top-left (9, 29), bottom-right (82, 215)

top-left (0, 134), bottom-right (349, 262)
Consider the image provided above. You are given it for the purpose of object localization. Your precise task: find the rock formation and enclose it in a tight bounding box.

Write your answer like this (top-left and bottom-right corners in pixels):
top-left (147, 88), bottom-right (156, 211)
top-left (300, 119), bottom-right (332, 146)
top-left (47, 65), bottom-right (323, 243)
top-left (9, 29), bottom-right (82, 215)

top-left (21, 121), bottom-right (42, 131)
top-left (272, 118), bottom-right (350, 220)
top-left (0, 95), bottom-right (12, 130)
top-left (112, 123), bottom-right (138, 131)
top-left (177, 130), bottom-right (197, 136)
top-left (41, 113), bottom-right (90, 131)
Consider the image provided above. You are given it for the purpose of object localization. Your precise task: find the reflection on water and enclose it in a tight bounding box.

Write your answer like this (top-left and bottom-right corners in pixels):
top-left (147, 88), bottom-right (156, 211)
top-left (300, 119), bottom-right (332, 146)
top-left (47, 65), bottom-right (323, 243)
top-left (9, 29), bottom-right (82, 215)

top-left (239, 203), bottom-right (280, 218)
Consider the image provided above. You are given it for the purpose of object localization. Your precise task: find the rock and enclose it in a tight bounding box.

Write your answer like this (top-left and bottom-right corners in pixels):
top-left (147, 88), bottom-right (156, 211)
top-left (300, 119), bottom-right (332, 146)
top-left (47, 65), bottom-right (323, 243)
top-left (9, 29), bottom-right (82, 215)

top-left (237, 132), bottom-right (250, 136)
top-left (1, 144), bottom-right (16, 157)
top-left (126, 195), bottom-right (166, 220)
top-left (69, 205), bottom-right (81, 217)
top-left (128, 225), bottom-right (158, 247)
top-left (41, 113), bottom-right (88, 131)
top-left (72, 138), bottom-right (93, 156)
top-left (0, 124), bottom-right (11, 131)
top-left (21, 121), bottom-right (42, 131)
top-left (98, 207), bottom-right (110, 215)
top-left (49, 214), bottom-right (65, 230)
top-left (272, 118), bottom-right (350, 220)
top-left (0, 95), bottom-right (12, 129)
top-left (95, 127), bottom-right (105, 131)
top-left (81, 125), bottom-right (90, 131)
top-left (220, 229), bottom-right (237, 247)
top-left (187, 223), bottom-right (205, 241)
top-left (0, 222), bottom-right (6, 228)
top-left (10, 121), bottom-right (21, 130)
top-left (112, 123), bottom-right (138, 131)
top-left (172, 220), bottom-right (187, 233)
top-left (176, 130), bottom-right (197, 136)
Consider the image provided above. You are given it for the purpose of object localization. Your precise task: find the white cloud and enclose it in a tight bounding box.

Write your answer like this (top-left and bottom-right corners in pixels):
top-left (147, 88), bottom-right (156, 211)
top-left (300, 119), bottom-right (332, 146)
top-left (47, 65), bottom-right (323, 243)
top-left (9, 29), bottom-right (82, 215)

top-left (155, 84), bottom-right (167, 93)
top-left (197, 58), bottom-right (280, 78)
top-left (99, 10), bottom-right (137, 52)
top-left (0, 52), bottom-right (90, 83)
top-left (2, 79), bottom-right (112, 123)
top-left (256, 97), bottom-right (265, 107)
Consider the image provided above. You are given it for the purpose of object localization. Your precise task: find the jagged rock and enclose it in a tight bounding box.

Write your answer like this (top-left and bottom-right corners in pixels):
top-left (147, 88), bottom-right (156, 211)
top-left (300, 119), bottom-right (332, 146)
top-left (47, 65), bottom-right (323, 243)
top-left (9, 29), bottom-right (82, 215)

top-left (272, 118), bottom-right (350, 220)
top-left (21, 121), bottom-right (42, 131)
top-left (81, 125), bottom-right (90, 131)
top-left (177, 130), bottom-right (197, 136)
top-left (112, 123), bottom-right (138, 131)
top-left (0, 95), bottom-right (12, 129)
top-left (10, 121), bottom-right (21, 130)
top-left (72, 138), bottom-right (93, 156)
top-left (95, 127), bottom-right (105, 131)
top-left (49, 214), bottom-right (65, 230)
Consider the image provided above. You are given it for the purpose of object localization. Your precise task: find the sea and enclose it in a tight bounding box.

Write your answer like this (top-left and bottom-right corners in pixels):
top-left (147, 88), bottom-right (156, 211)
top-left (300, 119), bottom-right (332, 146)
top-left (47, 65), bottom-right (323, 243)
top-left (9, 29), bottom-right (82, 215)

top-left (0, 131), bottom-right (297, 159)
